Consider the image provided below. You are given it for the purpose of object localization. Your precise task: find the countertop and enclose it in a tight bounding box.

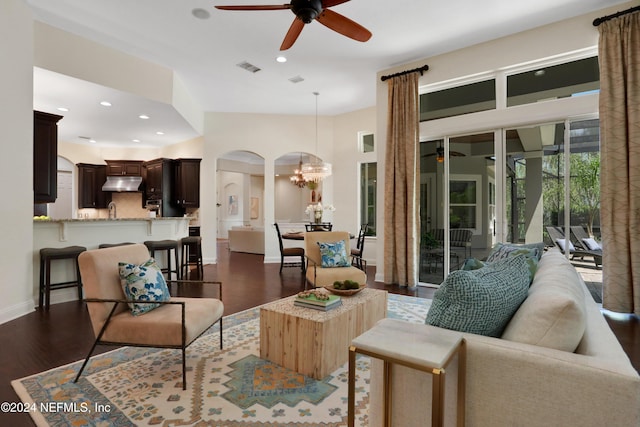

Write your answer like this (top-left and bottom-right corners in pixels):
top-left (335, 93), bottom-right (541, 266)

top-left (34, 217), bottom-right (193, 223)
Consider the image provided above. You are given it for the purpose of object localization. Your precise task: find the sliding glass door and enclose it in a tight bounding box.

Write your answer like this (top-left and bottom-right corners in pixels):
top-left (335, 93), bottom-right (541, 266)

top-left (418, 118), bottom-right (601, 286)
top-left (419, 132), bottom-right (495, 285)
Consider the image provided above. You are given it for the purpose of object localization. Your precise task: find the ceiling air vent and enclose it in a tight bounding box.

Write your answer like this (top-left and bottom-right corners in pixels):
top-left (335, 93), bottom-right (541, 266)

top-left (288, 75), bottom-right (304, 84)
top-left (236, 61), bottom-right (261, 73)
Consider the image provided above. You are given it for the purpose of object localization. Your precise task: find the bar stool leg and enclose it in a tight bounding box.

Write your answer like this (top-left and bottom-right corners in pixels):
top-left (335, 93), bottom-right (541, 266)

top-left (39, 256), bottom-right (45, 309)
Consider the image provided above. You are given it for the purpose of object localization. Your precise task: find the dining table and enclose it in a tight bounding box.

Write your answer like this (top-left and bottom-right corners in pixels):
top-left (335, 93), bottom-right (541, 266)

top-left (281, 230), bottom-right (356, 240)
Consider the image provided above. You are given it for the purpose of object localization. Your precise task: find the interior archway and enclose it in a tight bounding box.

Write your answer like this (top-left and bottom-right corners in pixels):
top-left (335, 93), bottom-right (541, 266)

top-left (216, 151), bottom-right (265, 239)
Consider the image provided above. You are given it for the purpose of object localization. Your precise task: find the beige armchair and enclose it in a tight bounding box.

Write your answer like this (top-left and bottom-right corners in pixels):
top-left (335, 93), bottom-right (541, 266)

top-left (305, 231), bottom-right (366, 288)
top-left (73, 244), bottom-right (224, 390)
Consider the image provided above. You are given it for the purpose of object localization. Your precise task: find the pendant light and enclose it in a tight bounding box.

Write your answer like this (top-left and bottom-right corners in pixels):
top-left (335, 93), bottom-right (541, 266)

top-left (290, 154), bottom-right (307, 188)
top-left (301, 92), bottom-right (332, 182)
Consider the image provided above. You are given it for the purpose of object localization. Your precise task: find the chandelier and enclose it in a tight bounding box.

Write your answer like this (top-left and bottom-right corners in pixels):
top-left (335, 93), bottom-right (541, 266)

top-left (290, 156), bottom-right (307, 188)
top-left (301, 92), bottom-right (332, 182)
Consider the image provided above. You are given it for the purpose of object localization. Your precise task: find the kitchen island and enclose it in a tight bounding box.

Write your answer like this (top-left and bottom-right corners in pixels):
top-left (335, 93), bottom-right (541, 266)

top-left (33, 217), bottom-right (191, 307)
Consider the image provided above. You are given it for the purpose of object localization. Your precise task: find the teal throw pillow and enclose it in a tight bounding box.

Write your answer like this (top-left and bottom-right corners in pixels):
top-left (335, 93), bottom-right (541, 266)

top-left (425, 254), bottom-right (530, 337)
top-left (488, 242), bottom-right (544, 261)
top-left (118, 258), bottom-right (170, 316)
top-left (460, 258), bottom-right (485, 271)
top-left (486, 243), bottom-right (540, 282)
top-left (318, 240), bottom-right (350, 268)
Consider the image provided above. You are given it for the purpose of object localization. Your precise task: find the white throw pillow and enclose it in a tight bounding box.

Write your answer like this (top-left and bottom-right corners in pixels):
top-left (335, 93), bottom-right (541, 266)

top-left (582, 237), bottom-right (602, 250)
top-left (555, 238), bottom-right (575, 252)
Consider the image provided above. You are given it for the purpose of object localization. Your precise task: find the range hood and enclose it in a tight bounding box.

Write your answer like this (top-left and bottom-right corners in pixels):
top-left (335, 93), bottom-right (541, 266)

top-left (102, 176), bottom-right (143, 192)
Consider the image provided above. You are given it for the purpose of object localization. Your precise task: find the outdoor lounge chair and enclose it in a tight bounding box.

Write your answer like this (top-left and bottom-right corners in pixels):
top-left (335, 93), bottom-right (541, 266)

top-left (546, 226), bottom-right (602, 267)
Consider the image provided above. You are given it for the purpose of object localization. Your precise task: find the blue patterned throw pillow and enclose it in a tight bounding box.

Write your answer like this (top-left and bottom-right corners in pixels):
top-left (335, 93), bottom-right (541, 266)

top-left (425, 254), bottom-right (530, 337)
top-left (317, 240), bottom-right (350, 268)
top-left (486, 242), bottom-right (540, 282)
top-left (118, 258), bottom-right (170, 316)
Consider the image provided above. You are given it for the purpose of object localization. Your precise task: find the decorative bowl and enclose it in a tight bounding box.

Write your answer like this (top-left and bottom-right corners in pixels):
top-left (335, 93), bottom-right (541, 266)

top-left (324, 283), bottom-right (366, 296)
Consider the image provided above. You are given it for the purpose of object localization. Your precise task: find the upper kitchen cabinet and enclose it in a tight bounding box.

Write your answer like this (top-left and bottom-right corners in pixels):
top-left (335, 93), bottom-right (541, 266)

top-left (77, 163), bottom-right (111, 208)
top-left (143, 158), bottom-right (184, 217)
top-left (34, 111), bottom-right (63, 203)
top-left (143, 158), bottom-right (173, 196)
top-left (175, 158), bottom-right (201, 207)
top-left (105, 160), bottom-right (143, 176)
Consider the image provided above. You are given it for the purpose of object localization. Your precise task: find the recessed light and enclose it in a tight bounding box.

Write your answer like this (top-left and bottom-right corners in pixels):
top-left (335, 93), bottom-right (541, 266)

top-left (132, 139), bottom-right (141, 143)
top-left (156, 131), bottom-right (164, 135)
top-left (534, 69), bottom-right (546, 77)
top-left (57, 107), bottom-right (69, 112)
top-left (139, 114), bottom-right (150, 120)
top-left (276, 56), bottom-right (287, 63)
top-left (100, 101), bottom-right (112, 107)
top-left (89, 139), bottom-right (96, 144)
top-left (192, 8), bottom-right (210, 19)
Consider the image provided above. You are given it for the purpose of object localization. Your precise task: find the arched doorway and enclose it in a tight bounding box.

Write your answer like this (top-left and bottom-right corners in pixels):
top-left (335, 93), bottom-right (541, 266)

top-left (216, 151), bottom-right (265, 239)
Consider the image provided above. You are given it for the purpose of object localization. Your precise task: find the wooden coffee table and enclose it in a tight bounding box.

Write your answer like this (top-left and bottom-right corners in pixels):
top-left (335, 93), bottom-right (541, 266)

top-left (260, 288), bottom-right (388, 379)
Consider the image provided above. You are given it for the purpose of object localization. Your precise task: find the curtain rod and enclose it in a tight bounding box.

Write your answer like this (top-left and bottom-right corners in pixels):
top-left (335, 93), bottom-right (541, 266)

top-left (380, 65), bottom-right (429, 82)
top-left (593, 5), bottom-right (640, 26)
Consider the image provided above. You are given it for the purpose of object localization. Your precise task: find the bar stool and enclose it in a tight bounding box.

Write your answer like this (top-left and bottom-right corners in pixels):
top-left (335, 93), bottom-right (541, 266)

top-left (144, 240), bottom-right (179, 280)
top-left (98, 242), bottom-right (135, 249)
top-left (181, 236), bottom-right (204, 278)
top-left (39, 245), bottom-right (87, 310)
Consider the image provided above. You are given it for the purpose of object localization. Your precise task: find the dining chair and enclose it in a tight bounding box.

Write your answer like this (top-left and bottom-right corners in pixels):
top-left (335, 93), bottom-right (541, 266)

top-left (305, 222), bottom-right (333, 232)
top-left (351, 224), bottom-right (368, 270)
top-left (274, 223), bottom-right (305, 273)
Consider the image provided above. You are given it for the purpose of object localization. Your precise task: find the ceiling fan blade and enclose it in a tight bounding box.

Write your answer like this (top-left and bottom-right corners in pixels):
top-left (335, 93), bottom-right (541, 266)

top-left (322, 0), bottom-right (351, 7)
top-left (215, 4), bottom-right (291, 11)
top-left (315, 9), bottom-right (371, 42)
top-left (280, 18), bottom-right (305, 50)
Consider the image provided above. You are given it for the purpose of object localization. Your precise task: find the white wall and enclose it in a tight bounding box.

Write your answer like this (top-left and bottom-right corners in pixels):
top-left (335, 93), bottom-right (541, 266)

top-left (202, 112), bottom-right (335, 264)
top-left (0, 0), bottom-right (34, 323)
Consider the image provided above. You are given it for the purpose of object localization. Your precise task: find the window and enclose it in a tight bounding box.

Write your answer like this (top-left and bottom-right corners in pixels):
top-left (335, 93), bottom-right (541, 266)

top-left (507, 56), bottom-right (599, 107)
top-left (360, 162), bottom-right (376, 236)
top-left (360, 132), bottom-right (375, 153)
top-left (420, 79), bottom-right (496, 121)
top-left (450, 179), bottom-right (479, 230)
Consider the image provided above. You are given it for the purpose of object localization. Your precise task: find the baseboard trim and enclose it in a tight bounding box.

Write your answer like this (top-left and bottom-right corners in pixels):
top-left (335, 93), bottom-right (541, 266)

top-left (0, 299), bottom-right (34, 325)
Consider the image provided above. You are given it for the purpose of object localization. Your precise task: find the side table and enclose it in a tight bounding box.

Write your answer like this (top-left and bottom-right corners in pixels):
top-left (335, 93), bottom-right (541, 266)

top-left (348, 318), bottom-right (466, 427)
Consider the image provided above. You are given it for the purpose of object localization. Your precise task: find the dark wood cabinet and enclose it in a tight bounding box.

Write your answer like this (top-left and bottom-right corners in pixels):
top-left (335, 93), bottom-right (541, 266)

top-left (34, 111), bottom-right (63, 203)
top-left (105, 160), bottom-right (143, 176)
top-left (175, 159), bottom-right (201, 207)
top-left (143, 158), bottom-right (184, 217)
top-left (78, 164), bottom-right (111, 208)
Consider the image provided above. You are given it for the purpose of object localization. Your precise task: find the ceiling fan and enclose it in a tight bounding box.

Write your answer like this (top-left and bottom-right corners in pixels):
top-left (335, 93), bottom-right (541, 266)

top-left (215, 0), bottom-right (372, 50)
top-left (422, 145), bottom-right (466, 162)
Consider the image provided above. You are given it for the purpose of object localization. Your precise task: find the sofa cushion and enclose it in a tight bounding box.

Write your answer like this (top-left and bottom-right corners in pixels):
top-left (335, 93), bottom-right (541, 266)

top-left (425, 254), bottom-right (530, 337)
top-left (118, 258), bottom-right (171, 316)
top-left (318, 240), bottom-right (350, 267)
top-left (582, 237), bottom-right (602, 250)
top-left (501, 249), bottom-right (587, 352)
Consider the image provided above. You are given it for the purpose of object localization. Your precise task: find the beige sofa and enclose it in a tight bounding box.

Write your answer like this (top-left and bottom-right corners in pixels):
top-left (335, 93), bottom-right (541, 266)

top-left (367, 248), bottom-right (640, 426)
top-left (228, 226), bottom-right (265, 254)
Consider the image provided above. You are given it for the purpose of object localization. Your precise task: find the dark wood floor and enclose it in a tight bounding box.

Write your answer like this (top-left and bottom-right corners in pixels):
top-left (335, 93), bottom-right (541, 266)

top-left (1, 241), bottom-right (637, 426)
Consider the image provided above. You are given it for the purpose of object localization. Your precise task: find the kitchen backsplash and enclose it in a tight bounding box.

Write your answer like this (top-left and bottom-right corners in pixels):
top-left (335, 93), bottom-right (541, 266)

top-left (78, 193), bottom-right (147, 219)
top-left (76, 193), bottom-right (200, 224)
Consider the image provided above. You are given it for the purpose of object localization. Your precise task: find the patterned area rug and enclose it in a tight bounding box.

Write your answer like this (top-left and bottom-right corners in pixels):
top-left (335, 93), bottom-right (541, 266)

top-left (12, 294), bottom-right (431, 426)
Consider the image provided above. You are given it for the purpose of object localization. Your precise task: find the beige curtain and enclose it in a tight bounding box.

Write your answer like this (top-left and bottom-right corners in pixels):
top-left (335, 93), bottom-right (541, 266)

top-left (383, 73), bottom-right (420, 287)
top-left (598, 11), bottom-right (640, 315)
